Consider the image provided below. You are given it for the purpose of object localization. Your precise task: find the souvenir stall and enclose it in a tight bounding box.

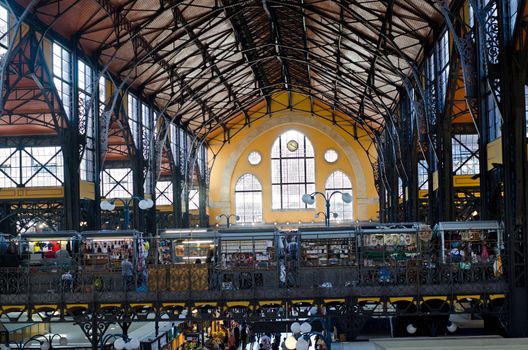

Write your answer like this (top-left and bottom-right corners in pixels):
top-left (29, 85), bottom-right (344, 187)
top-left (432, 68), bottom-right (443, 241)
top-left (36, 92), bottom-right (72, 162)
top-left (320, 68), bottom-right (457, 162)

top-left (295, 226), bottom-right (358, 288)
top-left (157, 228), bottom-right (216, 265)
top-left (358, 225), bottom-right (419, 266)
top-left (217, 227), bottom-right (276, 270)
top-left (152, 228), bottom-right (215, 292)
top-left (81, 230), bottom-right (143, 270)
top-left (216, 227), bottom-right (277, 290)
top-left (19, 231), bottom-right (80, 270)
top-left (298, 226), bottom-right (359, 267)
top-left (434, 221), bottom-right (503, 265)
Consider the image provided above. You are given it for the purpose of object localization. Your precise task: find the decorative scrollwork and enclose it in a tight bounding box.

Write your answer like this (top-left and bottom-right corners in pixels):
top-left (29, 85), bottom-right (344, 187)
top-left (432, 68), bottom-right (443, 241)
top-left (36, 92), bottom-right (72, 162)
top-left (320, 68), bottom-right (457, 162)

top-left (76, 311), bottom-right (112, 343)
top-left (483, 1), bottom-right (500, 65)
top-left (99, 110), bottom-right (112, 160)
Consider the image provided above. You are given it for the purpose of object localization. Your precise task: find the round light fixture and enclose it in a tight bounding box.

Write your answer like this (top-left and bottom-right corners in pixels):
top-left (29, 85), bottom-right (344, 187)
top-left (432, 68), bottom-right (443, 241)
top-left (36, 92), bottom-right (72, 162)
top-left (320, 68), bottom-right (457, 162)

top-left (59, 336), bottom-right (68, 346)
top-left (113, 338), bottom-right (126, 350)
top-left (342, 192), bottom-right (352, 203)
top-left (138, 198), bottom-right (154, 210)
top-left (284, 336), bottom-right (297, 350)
top-left (100, 200), bottom-right (111, 211)
top-left (296, 338), bottom-right (309, 350)
top-left (286, 140), bottom-right (299, 152)
top-left (324, 149), bottom-right (338, 163)
top-left (300, 322), bottom-right (312, 333)
top-left (406, 323), bottom-right (417, 334)
top-left (302, 194), bottom-right (315, 205)
top-left (248, 151), bottom-right (262, 165)
top-left (290, 322), bottom-right (301, 334)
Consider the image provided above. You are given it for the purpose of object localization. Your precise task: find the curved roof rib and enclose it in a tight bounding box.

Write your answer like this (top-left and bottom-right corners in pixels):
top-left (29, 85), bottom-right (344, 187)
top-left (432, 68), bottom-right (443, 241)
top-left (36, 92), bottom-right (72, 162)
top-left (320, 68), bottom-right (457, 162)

top-left (15, 0), bottom-right (449, 137)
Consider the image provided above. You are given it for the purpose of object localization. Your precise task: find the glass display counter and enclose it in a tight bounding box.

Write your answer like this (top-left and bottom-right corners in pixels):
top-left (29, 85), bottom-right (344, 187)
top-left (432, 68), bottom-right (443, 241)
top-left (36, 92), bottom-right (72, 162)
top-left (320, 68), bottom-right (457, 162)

top-left (359, 225), bottom-right (419, 266)
top-left (19, 231), bottom-right (79, 270)
top-left (81, 230), bottom-right (141, 270)
top-left (217, 228), bottom-right (276, 270)
top-left (299, 226), bottom-right (358, 267)
top-left (157, 228), bottom-right (216, 264)
top-left (435, 221), bottom-right (503, 264)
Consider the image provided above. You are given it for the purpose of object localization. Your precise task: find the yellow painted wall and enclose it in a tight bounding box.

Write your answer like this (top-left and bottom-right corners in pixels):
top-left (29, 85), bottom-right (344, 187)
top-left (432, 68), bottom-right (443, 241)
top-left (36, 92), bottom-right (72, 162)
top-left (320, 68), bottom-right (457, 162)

top-left (208, 93), bottom-right (379, 224)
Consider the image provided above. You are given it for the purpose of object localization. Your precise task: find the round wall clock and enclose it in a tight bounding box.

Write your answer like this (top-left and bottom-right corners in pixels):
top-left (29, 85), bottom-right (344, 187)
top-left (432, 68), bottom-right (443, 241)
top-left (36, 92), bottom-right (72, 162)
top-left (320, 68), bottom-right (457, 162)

top-left (286, 140), bottom-right (299, 152)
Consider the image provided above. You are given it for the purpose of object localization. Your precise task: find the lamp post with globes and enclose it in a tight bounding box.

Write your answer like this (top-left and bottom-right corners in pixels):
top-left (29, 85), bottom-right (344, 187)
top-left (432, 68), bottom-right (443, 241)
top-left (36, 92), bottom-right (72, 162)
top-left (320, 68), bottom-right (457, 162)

top-left (314, 212), bottom-right (338, 223)
top-left (99, 333), bottom-right (140, 350)
top-left (100, 196), bottom-right (154, 230)
top-left (302, 191), bottom-right (352, 227)
top-left (5, 333), bottom-right (68, 350)
top-left (215, 214), bottom-right (240, 228)
top-left (285, 321), bottom-right (331, 350)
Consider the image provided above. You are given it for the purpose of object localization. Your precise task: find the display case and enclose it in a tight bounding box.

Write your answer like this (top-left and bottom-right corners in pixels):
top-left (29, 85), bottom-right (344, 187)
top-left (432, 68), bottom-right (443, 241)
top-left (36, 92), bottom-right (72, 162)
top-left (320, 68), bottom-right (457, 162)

top-left (81, 230), bottom-right (141, 270)
top-left (217, 227), bottom-right (276, 270)
top-left (434, 221), bottom-right (503, 264)
top-left (19, 231), bottom-right (80, 269)
top-left (299, 226), bottom-right (358, 267)
top-left (358, 224), bottom-right (419, 266)
top-left (157, 228), bottom-right (216, 264)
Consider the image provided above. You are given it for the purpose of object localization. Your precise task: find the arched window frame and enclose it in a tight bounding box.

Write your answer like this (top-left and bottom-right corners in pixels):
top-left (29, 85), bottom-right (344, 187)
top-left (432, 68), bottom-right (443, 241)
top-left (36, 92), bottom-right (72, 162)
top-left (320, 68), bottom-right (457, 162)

top-left (271, 130), bottom-right (315, 210)
top-left (325, 170), bottom-right (353, 221)
top-left (235, 173), bottom-right (263, 223)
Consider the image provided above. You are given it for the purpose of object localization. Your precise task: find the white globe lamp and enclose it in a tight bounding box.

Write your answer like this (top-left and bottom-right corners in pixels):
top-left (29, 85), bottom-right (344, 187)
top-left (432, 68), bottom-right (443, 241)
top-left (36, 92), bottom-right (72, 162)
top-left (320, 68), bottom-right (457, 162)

top-left (447, 321), bottom-right (458, 333)
top-left (284, 336), bottom-right (297, 350)
top-left (406, 323), bottom-right (417, 334)
top-left (113, 338), bottom-right (126, 350)
top-left (300, 322), bottom-right (312, 333)
top-left (296, 338), bottom-right (309, 350)
top-left (125, 338), bottom-right (140, 350)
top-left (59, 336), bottom-right (68, 346)
top-left (341, 192), bottom-right (352, 203)
top-left (145, 198), bottom-right (154, 208)
top-left (100, 200), bottom-right (110, 211)
top-left (290, 322), bottom-right (301, 334)
top-left (302, 194), bottom-right (315, 205)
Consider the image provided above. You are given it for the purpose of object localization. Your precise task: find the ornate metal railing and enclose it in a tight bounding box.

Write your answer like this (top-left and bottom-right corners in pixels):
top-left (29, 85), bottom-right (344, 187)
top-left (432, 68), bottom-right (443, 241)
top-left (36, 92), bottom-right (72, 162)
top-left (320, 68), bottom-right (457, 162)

top-left (0, 261), bottom-right (504, 302)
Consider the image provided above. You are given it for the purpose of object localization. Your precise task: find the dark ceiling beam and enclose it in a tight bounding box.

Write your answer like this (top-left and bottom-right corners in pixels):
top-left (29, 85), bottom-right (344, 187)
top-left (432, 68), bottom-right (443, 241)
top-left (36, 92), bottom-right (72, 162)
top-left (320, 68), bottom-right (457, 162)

top-left (164, 51), bottom-right (396, 122)
top-left (334, 0), bottom-right (344, 102)
top-left (221, 0), bottom-right (272, 96)
top-left (359, 0), bottom-right (394, 118)
top-left (172, 7), bottom-right (240, 106)
top-left (91, 0), bottom-right (223, 126)
top-left (262, 0), bottom-right (291, 93)
top-left (300, 0), bottom-right (313, 94)
top-left (189, 84), bottom-right (381, 139)
top-left (172, 6), bottom-right (240, 131)
top-left (152, 30), bottom-right (403, 111)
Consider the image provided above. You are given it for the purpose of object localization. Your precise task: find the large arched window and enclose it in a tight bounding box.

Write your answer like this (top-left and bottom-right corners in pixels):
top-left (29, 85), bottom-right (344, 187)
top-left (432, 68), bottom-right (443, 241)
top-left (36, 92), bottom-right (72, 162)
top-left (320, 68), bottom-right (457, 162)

top-left (325, 171), bottom-right (353, 220)
top-left (235, 174), bottom-right (263, 223)
top-left (271, 130), bottom-right (315, 209)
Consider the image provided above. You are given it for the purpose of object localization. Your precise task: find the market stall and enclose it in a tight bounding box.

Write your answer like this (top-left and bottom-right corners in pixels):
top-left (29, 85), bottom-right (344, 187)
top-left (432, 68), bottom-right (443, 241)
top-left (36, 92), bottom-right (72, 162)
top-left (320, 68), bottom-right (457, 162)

top-left (81, 230), bottom-right (144, 270)
top-left (151, 228), bottom-right (215, 292)
top-left (216, 227), bottom-right (277, 290)
top-left (298, 226), bottom-right (358, 267)
top-left (19, 231), bottom-right (80, 270)
top-left (358, 224), bottom-right (420, 266)
top-left (157, 228), bottom-right (216, 264)
top-left (217, 227), bottom-right (276, 270)
top-left (434, 221), bottom-right (503, 264)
